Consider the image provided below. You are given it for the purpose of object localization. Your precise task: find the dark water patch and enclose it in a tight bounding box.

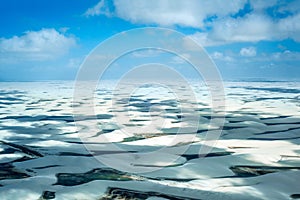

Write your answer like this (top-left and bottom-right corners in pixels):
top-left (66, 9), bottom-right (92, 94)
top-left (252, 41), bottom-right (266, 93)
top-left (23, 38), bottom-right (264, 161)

top-left (65, 141), bottom-right (108, 145)
top-left (55, 168), bottom-right (135, 186)
top-left (71, 104), bottom-right (81, 108)
top-left (33, 165), bottom-right (61, 169)
top-left (0, 147), bottom-right (19, 154)
top-left (40, 191), bottom-right (55, 199)
top-left (196, 108), bottom-right (211, 112)
top-left (48, 109), bottom-right (62, 112)
top-left (26, 168), bottom-right (35, 173)
top-left (165, 108), bottom-right (181, 113)
top-left (92, 150), bottom-right (138, 155)
top-left (222, 126), bottom-right (246, 130)
top-left (255, 127), bottom-right (300, 135)
top-left (251, 126), bottom-right (300, 138)
top-left (291, 194), bottom-right (300, 199)
top-left (127, 102), bottom-right (152, 109)
top-left (96, 114), bottom-right (114, 119)
top-left (260, 115), bottom-right (291, 120)
top-left (280, 155), bottom-right (300, 159)
top-left (0, 140), bottom-right (43, 157)
top-left (0, 97), bottom-right (23, 101)
top-left (249, 136), bottom-right (300, 141)
top-left (122, 136), bottom-right (146, 142)
top-left (42, 116), bottom-right (75, 122)
top-left (165, 114), bottom-right (184, 120)
top-left (231, 86), bottom-right (300, 94)
top-left (130, 94), bottom-right (145, 98)
top-left (254, 97), bottom-right (291, 101)
top-left (228, 146), bottom-right (256, 149)
top-left (150, 177), bottom-right (196, 182)
top-left (0, 163), bottom-right (30, 180)
top-left (100, 187), bottom-right (199, 200)
top-left (197, 129), bottom-right (214, 133)
top-left (160, 127), bottom-right (216, 135)
top-left (230, 109), bottom-right (260, 115)
top-left (0, 156), bottom-right (33, 169)
top-left (157, 100), bottom-right (179, 107)
top-left (12, 156), bottom-right (34, 163)
top-left (25, 107), bottom-right (40, 111)
top-left (123, 123), bottom-right (145, 127)
top-left (129, 118), bottom-right (151, 122)
top-left (0, 115), bottom-right (54, 122)
top-left (97, 101), bottom-right (107, 105)
top-left (201, 114), bottom-right (212, 120)
top-left (119, 97), bottom-right (145, 103)
top-left (242, 97), bottom-right (292, 103)
top-left (137, 107), bottom-right (151, 112)
top-left (0, 90), bottom-right (26, 95)
top-left (58, 152), bottom-right (93, 157)
top-left (181, 151), bottom-right (233, 161)
top-left (99, 129), bottom-right (115, 134)
top-left (230, 165), bottom-right (300, 177)
top-left (0, 101), bottom-right (24, 105)
top-left (1, 114), bottom-right (112, 123)
top-left (227, 120), bottom-right (247, 123)
top-left (263, 122), bottom-right (300, 126)
top-left (227, 93), bottom-right (252, 96)
top-left (176, 115), bottom-right (184, 119)
top-left (74, 114), bottom-right (113, 122)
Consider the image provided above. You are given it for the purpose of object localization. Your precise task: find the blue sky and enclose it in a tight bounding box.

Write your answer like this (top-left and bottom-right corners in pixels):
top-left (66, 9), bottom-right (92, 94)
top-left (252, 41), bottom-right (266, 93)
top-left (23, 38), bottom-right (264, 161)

top-left (0, 0), bottom-right (299, 81)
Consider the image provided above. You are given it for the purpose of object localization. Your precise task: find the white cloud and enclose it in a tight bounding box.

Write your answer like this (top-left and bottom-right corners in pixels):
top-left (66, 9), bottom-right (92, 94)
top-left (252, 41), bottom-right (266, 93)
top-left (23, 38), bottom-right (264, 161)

top-left (277, 13), bottom-right (300, 41)
top-left (271, 50), bottom-right (300, 61)
top-left (0, 29), bottom-right (76, 62)
top-left (86, 0), bottom-right (300, 45)
top-left (213, 14), bottom-right (274, 42)
top-left (188, 32), bottom-right (225, 47)
top-left (249, 0), bottom-right (278, 11)
top-left (190, 14), bottom-right (275, 46)
top-left (240, 47), bottom-right (256, 57)
top-left (84, 0), bottom-right (111, 17)
top-left (87, 0), bottom-right (246, 28)
top-left (214, 49), bottom-right (300, 63)
top-left (211, 52), bottom-right (234, 62)
top-left (190, 12), bottom-right (300, 46)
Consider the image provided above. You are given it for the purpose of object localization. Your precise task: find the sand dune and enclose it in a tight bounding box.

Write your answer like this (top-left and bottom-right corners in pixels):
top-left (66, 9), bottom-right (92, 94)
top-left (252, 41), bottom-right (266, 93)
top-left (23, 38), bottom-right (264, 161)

top-left (0, 81), bottom-right (299, 199)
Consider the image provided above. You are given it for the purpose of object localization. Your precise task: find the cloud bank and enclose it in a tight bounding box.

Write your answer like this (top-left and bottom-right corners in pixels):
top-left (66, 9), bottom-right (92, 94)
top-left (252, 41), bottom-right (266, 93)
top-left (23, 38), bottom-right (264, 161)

top-left (0, 29), bottom-right (76, 62)
top-left (85, 0), bottom-right (300, 45)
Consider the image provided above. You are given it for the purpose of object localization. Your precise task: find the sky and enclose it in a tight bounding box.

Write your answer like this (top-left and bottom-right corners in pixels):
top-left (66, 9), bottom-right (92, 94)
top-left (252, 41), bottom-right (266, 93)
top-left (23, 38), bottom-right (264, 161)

top-left (0, 0), bottom-right (300, 81)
